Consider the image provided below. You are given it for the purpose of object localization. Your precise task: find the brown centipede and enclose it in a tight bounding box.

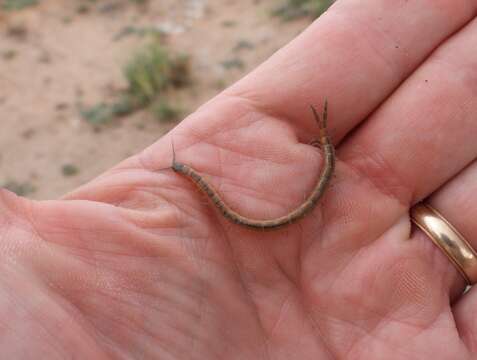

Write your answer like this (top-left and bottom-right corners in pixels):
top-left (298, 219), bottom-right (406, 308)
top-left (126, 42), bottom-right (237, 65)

top-left (171, 102), bottom-right (335, 230)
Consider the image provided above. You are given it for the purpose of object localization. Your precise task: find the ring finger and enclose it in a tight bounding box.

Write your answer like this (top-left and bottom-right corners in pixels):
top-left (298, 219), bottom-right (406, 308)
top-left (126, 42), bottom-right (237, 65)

top-left (416, 159), bottom-right (477, 349)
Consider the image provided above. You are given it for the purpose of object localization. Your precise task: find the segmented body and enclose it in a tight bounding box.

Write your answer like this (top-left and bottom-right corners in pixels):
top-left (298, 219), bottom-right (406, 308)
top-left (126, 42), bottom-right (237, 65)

top-left (172, 103), bottom-right (335, 230)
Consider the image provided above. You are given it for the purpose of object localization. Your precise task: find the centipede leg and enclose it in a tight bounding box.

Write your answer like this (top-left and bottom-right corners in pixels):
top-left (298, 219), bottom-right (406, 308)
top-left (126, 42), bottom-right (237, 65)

top-left (309, 140), bottom-right (321, 149)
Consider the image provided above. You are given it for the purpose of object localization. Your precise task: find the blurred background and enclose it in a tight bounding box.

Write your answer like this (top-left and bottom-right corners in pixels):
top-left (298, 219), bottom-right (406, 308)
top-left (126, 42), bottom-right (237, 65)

top-left (0, 0), bottom-right (333, 199)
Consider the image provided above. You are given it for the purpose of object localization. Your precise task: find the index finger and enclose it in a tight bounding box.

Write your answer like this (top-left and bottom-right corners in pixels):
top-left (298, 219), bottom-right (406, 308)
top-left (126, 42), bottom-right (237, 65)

top-left (226, 0), bottom-right (477, 142)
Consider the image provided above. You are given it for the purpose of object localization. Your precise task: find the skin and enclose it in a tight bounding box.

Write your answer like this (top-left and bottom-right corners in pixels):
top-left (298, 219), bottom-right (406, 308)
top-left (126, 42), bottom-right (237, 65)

top-left (1, 0), bottom-right (477, 358)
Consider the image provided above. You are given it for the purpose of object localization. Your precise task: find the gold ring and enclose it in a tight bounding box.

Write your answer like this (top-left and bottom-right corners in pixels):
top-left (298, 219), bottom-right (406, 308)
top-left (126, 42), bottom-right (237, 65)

top-left (411, 203), bottom-right (477, 285)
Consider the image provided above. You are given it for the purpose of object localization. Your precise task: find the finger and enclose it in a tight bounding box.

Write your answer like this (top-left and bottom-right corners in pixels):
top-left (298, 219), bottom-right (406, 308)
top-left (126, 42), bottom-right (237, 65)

top-left (226, 0), bottom-right (477, 142)
top-left (454, 287), bottom-right (477, 353)
top-left (415, 158), bottom-right (477, 350)
top-left (339, 15), bottom-right (477, 208)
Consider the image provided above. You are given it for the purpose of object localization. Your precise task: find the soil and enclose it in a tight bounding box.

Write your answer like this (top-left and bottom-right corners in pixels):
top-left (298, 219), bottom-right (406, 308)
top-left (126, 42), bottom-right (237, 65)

top-left (0, 0), bottom-right (312, 199)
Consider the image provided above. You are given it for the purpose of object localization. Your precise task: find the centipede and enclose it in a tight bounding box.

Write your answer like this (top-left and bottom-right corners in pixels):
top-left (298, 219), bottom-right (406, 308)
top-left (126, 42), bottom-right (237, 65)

top-left (171, 102), bottom-right (335, 230)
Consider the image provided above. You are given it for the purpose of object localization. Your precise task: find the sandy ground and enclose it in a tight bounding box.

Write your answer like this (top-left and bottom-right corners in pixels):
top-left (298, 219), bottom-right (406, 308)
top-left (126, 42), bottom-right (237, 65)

top-left (0, 0), bottom-right (312, 199)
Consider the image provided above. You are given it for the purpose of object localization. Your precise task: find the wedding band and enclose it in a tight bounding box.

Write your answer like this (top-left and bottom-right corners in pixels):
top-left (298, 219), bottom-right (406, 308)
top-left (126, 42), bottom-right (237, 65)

top-left (411, 203), bottom-right (477, 285)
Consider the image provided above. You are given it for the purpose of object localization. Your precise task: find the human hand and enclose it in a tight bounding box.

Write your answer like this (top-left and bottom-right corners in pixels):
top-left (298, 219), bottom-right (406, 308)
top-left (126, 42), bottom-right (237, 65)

top-left (1, 1), bottom-right (477, 358)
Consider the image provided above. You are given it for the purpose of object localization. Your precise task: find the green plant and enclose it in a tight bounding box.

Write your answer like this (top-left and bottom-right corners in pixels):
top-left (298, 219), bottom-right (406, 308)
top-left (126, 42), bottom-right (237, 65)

top-left (78, 96), bottom-right (136, 125)
top-left (272, 0), bottom-right (334, 21)
top-left (221, 58), bottom-right (245, 70)
top-left (168, 54), bottom-right (192, 88)
top-left (79, 103), bottom-right (115, 125)
top-left (61, 164), bottom-right (80, 177)
top-left (125, 44), bottom-right (170, 105)
top-left (233, 40), bottom-right (254, 52)
top-left (76, 4), bottom-right (90, 14)
top-left (3, 180), bottom-right (36, 196)
top-left (113, 26), bottom-right (164, 41)
top-left (110, 96), bottom-right (136, 117)
top-left (214, 79), bottom-right (227, 91)
top-left (80, 42), bottom-right (190, 126)
top-left (151, 101), bottom-right (183, 123)
top-left (2, 0), bottom-right (38, 10)
top-left (221, 20), bottom-right (236, 27)
top-left (124, 42), bottom-right (190, 106)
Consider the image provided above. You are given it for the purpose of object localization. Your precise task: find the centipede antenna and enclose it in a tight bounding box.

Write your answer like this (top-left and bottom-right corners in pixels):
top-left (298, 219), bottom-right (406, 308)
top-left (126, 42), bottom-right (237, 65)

top-left (153, 139), bottom-right (177, 173)
top-left (323, 99), bottom-right (328, 128)
top-left (171, 138), bottom-right (176, 165)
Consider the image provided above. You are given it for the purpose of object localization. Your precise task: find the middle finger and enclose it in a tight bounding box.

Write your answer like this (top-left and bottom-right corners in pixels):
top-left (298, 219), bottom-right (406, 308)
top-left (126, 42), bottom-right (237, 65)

top-left (339, 15), bottom-right (477, 208)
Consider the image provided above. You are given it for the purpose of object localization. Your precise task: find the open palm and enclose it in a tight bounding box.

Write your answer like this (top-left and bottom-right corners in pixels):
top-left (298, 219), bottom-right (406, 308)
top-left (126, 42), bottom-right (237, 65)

top-left (2, 1), bottom-right (477, 359)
